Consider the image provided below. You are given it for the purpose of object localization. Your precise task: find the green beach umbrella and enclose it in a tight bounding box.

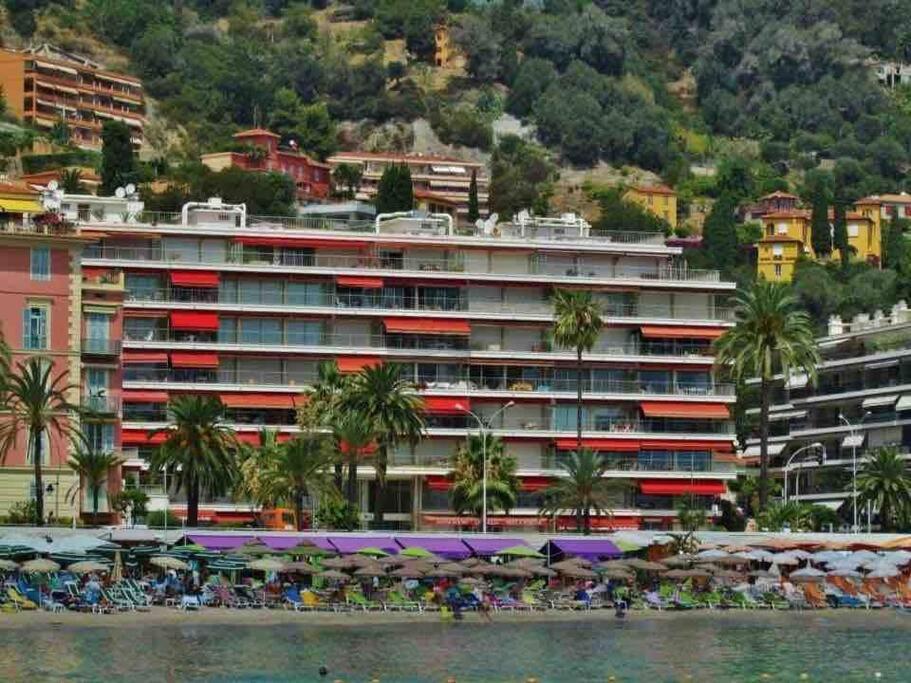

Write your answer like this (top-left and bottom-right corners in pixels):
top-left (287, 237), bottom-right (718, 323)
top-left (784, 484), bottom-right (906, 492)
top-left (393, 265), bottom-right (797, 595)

top-left (282, 543), bottom-right (331, 557)
top-left (613, 539), bottom-right (642, 553)
top-left (237, 540), bottom-right (273, 556)
top-left (398, 546), bottom-right (435, 559)
top-left (128, 545), bottom-right (161, 556)
top-left (494, 545), bottom-right (545, 559)
top-left (0, 559), bottom-right (19, 571)
top-left (357, 547), bottom-right (390, 558)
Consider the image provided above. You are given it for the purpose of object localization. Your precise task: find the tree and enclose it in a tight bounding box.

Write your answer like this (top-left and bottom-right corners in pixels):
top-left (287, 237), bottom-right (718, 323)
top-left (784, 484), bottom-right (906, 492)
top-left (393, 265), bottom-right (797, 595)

top-left (856, 447), bottom-right (911, 532)
top-left (832, 201), bottom-right (850, 266)
top-left (702, 193), bottom-right (738, 274)
top-left (539, 449), bottom-right (623, 534)
top-left (449, 435), bottom-right (519, 519)
top-left (300, 361), bottom-right (353, 489)
top-left (66, 448), bottom-right (123, 523)
top-left (49, 119), bottom-right (70, 147)
top-left (268, 89), bottom-right (338, 160)
top-left (489, 135), bottom-right (556, 218)
top-left (235, 428), bottom-right (284, 510)
top-left (714, 281), bottom-right (820, 511)
top-left (467, 170), bottom-right (480, 224)
top-left (552, 290), bottom-right (603, 452)
top-left (332, 163), bottom-right (363, 200)
top-left (592, 187), bottom-right (671, 234)
top-left (676, 498), bottom-right (708, 532)
top-left (810, 191), bottom-right (832, 257)
top-left (100, 120), bottom-right (136, 195)
top-left (332, 410), bottom-right (376, 507)
top-left (149, 396), bottom-right (239, 527)
top-left (59, 169), bottom-right (86, 194)
top-left (109, 488), bottom-right (149, 527)
top-left (342, 364), bottom-right (424, 525)
top-left (260, 433), bottom-right (337, 531)
top-left (375, 163), bottom-right (414, 214)
top-left (883, 219), bottom-right (909, 273)
top-left (0, 357), bottom-right (79, 527)
top-left (758, 501), bottom-right (815, 532)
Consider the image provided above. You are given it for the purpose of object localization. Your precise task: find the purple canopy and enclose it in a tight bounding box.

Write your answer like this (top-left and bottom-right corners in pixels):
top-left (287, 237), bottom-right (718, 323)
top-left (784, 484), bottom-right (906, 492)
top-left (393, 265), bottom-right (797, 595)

top-left (327, 536), bottom-right (399, 554)
top-left (395, 536), bottom-right (472, 559)
top-left (260, 536), bottom-right (335, 551)
top-left (543, 538), bottom-right (622, 560)
top-left (187, 534), bottom-right (253, 550)
top-left (461, 537), bottom-right (527, 556)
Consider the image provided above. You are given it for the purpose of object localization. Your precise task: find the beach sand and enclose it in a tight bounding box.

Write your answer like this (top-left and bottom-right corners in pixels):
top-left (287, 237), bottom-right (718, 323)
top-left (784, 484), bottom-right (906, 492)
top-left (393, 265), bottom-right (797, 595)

top-left (0, 605), bottom-right (894, 631)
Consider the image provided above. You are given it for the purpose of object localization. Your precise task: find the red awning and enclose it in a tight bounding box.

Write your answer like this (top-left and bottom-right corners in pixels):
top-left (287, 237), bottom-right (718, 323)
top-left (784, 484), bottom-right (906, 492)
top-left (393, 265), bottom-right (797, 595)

top-left (235, 432), bottom-right (262, 445)
top-left (123, 351), bottom-right (168, 364)
top-left (171, 352), bottom-right (219, 368)
top-left (520, 476), bottom-right (552, 492)
top-left (384, 318), bottom-right (470, 335)
top-left (339, 440), bottom-right (377, 456)
top-left (555, 438), bottom-right (639, 452)
top-left (641, 402), bottom-right (730, 419)
top-left (121, 429), bottom-right (168, 446)
top-left (426, 475), bottom-right (452, 491)
top-left (123, 391), bottom-right (169, 403)
top-left (336, 357), bottom-right (381, 373)
top-left (639, 480), bottom-right (726, 496)
top-left (556, 515), bottom-right (641, 530)
top-left (641, 326), bottom-right (725, 340)
top-left (640, 439), bottom-right (732, 451)
top-left (220, 393), bottom-right (299, 409)
top-left (170, 271), bottom-right (220, 288)
top-left (422, 397), bottom-right (467, 415)
top-left (336, 275), bottom-right (384, 289)
top-left (82, 266), bottom-right (111, 278)
top-left (170, 311), bottom-right (219, 331)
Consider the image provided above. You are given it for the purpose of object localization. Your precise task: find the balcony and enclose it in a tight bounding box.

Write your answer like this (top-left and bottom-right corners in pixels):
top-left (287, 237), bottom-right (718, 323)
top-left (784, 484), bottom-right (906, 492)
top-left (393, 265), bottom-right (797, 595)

top-left (82, 269), bottom-right (125, 291)
top-left (82, 394), bottom-right (120, 415)
top-left (82, 338), bottom-right (121, 356)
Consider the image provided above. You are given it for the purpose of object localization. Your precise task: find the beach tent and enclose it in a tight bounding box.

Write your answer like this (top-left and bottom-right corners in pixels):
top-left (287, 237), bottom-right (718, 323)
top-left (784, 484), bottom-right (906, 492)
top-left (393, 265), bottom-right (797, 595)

top-left (541, 538), bottom-right (622, 562)
top-left (326, 536), bottom-right (399, 555)
top-left (394, 536), bottom-right (472, 559)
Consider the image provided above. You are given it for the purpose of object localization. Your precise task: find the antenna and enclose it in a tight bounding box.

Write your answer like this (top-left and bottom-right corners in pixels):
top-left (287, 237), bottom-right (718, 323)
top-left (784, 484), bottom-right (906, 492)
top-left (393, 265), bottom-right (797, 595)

top-left (47, 179), bottom-right (58, 192)
top-left (114, 187), bottom-right (126, 199)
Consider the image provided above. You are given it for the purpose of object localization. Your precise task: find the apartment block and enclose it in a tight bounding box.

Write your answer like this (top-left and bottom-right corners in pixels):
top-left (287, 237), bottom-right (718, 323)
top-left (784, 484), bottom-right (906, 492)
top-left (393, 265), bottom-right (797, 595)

top-left (0, 44), bottom-right (145, 149)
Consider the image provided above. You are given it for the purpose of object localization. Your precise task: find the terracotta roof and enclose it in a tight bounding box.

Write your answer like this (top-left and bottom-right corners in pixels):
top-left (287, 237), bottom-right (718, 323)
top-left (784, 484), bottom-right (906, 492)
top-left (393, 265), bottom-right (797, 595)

top-left (855, 193), bottom-right (911, 205)
top-left (759, 190), bottom-right (799, 200)
top-left (629, 184), bottom-right (676, 196)
top-left (413, 189), bottom-right (459, 205)
top-left (762, 210), bottom-right (811, 220)
top-left (0, 180), bottom-right (39, 197)
top-left (233, 128), bottom-right (280, 139)
top-left (329, 150), bottom-right (483, 166)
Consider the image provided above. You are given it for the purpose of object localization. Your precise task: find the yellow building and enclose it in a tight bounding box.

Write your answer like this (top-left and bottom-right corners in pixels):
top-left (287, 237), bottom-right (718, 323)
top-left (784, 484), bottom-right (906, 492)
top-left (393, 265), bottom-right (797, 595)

top-left (757, 208), bottom-right (880, 282)
top-left (624, 184), bottom-right (678, 228)
top-left (434, 23), bottom-right (453, 68)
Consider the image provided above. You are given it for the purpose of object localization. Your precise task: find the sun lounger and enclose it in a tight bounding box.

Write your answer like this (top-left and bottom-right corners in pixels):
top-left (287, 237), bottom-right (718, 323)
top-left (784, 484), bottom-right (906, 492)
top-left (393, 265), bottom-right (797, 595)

top-left (6, 586), bottom-right (37, 611)
top-left (179, 595), bottom-right (201, 611)
top-left (383, 590), bottom-right (422, 613)
top-left (644, 590), bottom-right (668, 610)
top-left (801, 583), bottom-right (827, 609)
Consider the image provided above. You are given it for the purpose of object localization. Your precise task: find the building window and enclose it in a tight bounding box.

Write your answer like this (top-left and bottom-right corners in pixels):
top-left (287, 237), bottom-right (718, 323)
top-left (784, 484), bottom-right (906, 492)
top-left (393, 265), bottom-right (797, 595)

top-left (772, 244), bottom-right (783, 257)
top-left (84, 422), bottom-right (115, 453)
top-left (776, 223), bottom-right (788, 235)
top-left (847, 224), bottom-right (859, 238)
top-left (774, 264), bottom-right (782, 278)
top-left (30, 247), bottom-right (51, 281)
top-left (22, 304), bottom-right (49, 350)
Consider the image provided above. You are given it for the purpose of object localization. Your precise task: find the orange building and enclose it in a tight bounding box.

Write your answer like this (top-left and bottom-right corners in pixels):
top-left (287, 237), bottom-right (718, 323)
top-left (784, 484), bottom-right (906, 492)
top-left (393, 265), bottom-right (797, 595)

top-left (0, 44), bottom-right (145, 150)
top-left (624, 184), bottom-right (678, 228)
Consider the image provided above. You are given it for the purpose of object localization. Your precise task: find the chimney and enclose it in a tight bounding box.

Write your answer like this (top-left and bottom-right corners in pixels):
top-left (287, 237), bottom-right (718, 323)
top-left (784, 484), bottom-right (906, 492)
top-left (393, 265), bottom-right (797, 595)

top-left (893, 300), bottom-right (910, 324)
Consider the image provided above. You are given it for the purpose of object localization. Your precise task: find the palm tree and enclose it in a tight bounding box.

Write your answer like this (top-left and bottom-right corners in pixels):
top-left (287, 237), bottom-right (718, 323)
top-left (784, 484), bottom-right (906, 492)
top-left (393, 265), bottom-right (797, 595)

top-left (59, 168), bottom-right (85, 193)
top-left (0, 357), bottom-right (79, 526)
top-left (539, 449), bottom-right (625, 535)
top-left (235, 428), bottom-right (283, 509)
top-left (148, 395), bottom-right (238, 527)
top-left (552, 290), bottom-right (603, 451)
top-left (301, 360), bottom-right (352, 490)
top-left (342, 364), bottom-right (424, 525)
top-left (332, 410), bottom-right (376, 506)
top-left (260, 433), bottom-right (337, 531)
top-left (66, 447), bottom-right (123, 523)
top-left (856, 447), bottom-right (911, 532)
top-left (714, 280), bottom-right (819, 511)
top-left (449, 434), bottom-right (519, 519)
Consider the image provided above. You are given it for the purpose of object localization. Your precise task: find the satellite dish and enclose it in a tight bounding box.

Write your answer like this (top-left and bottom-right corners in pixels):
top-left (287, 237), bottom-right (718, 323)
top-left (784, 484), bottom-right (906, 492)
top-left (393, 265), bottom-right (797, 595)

top-left (47, 179), bottom-right (58, 192)
top-left (125, 183), bottom-right (136, 195)
top-left (114, 187), bottom-right (126, 199)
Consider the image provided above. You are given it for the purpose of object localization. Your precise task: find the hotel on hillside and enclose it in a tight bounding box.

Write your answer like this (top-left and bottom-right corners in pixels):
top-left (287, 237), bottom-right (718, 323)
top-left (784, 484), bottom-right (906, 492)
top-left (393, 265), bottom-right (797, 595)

top-left (1, 192), bottom-right (739, 530)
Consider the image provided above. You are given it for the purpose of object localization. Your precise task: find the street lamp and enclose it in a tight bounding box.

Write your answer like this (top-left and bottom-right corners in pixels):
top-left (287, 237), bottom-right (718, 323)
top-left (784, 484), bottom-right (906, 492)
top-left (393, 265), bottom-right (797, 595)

top-left (838, 413), bottom-right (865, 534)
top-left (454, 400), bottom-right (515, 533)
top-left (783, 442), bottom-right (825, 504)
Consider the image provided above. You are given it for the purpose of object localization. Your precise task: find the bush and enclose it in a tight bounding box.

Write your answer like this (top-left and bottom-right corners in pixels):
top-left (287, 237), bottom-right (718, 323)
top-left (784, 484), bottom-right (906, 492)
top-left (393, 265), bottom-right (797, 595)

top-left (315, 500), bottom-right (360, 530)
top-left (146, 509), bottom-right (181, 527)
top-left (430, 104), bottom-right (494, 151)
top-left (4, 499), bottom-right (37, 525)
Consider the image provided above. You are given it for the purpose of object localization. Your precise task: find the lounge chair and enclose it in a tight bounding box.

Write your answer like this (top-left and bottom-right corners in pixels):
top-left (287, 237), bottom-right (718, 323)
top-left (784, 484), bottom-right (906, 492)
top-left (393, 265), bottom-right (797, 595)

top-left (801, 583), bottom-right (827, 609)
top-left (234, 585), bottom-right (265, 609)
top-left (347, 591), bottom-right (384, 612)
top-left (179, 595), bottom-right (201, 611)
top-left (6, 587), bottom-right (37, 611)
top-left (383, 590), bottom-right (422, 613)
top-left (761, 591), bottom-right (791, 610)
top-left (643, 590), bottom-right (668, 610)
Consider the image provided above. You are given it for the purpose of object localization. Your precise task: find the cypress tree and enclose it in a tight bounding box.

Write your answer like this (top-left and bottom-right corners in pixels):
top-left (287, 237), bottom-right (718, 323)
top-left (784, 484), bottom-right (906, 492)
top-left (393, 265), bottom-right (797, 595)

top-left (375, 163), bottom-right (414, 214)
top-left (832, 201), bottom-right (849, 266)
top-left (100, 120), bottom-right (135, 195)
top-left (467, 170), bottom-right (480, 223)
top-left (702, 193), bottom-right (738, 274)
top-left (809, 192), bottom-right (831, 257)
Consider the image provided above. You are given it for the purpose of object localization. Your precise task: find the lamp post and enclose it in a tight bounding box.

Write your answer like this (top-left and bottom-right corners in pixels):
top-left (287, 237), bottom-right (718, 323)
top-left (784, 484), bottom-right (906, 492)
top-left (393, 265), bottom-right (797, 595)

top-left (783, 442), bottom-right (825, 504)
top-left (455, 401), bottom-right (515, 533)
top-left (838, 413), bottom-right (861, 533)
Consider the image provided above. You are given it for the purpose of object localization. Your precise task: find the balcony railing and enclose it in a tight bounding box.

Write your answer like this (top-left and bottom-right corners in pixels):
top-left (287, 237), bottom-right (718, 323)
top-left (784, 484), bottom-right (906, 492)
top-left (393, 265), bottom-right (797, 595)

top-left (125, 287), bottom-right (734, 322)
top-left (21, 334), bottom-right (48, 351)
top-left (82, 338), bottom-right (121, 355)
top-left (82, 395), bottom-right (120, 414)
top-left (392, 451), bottom-right (738, 473)
top-left (85, 243), bottom-right (724, 284)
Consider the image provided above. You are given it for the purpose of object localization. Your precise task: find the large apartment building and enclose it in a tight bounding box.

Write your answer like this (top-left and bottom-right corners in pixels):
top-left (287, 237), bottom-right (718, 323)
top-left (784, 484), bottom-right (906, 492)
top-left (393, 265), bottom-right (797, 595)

top-left (326, 151), bottom-right (488, 224)
top-left (43, 196), bottom-right (735, 532)
top-left (0, 203), bottom-right (123, 522)
top-left (0, 44), bottom-right (145, 149)
top-left (743, 304), bottom-right (911, 523)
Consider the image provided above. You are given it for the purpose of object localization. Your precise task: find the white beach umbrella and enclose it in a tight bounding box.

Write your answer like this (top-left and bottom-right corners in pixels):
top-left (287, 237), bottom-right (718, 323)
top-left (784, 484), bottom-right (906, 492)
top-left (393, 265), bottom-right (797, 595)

top-left (150, 556), bottom-right (189, 571)
top-left (788, 549), bottom-right (814, 561)
top-left (867, 565), bottom-right (900, 579)
top-left (696, 549), bottom-right (730, 560)
top-left (811, 551), bottom-right (848, 564)
top-left (849, 550), bottom-right (880, 562)
top-left (881, 550), bottom-right (911, 565)
top-left (771, 553), bottom-right (800, 566)
top-left (789, 567), bottom-right (826, 582)
top-left (21, 558), bottom-right (60, 573)
top-left (826, 558), bottom-right (864, 571)
top-left (827, 568), bottom-right (863, 578)
top-left (744, 549), bottom-right (774, 562)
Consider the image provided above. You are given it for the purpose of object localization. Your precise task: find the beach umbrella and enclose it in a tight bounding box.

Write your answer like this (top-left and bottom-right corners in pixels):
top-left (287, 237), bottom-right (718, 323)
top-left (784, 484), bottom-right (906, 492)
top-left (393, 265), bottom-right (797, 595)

top-left (743, 549), bottom-right (775, 563)
top-left (0, 559), bottom-right (19, 571)
top-left (664, 569), bottom-right (693, 580)
top-left (282, 543), bottom-right (331, 557)
top-left (624, 559), bottom-right (668, 572)
top-left (811, 551), bottom-right (848, 564)
top-left (460, 557), bottom-right (485, 568)
top-left (771, 553), bottom-right (800, 566)
top-left (710, 554), bottom-right (750, 566)
top-left (398, 547), bottom-right (439, 560)
top-left (458, 576), bottom-right (484, 586)
top-left (850, 550), bottom-right (881, 562)
top-left (711, 569), bottom-right (744, 580)
top-left (827, 569), bottom-right (863, 578)
top-left (557, 565), bottom-right (597, 580)
top-left (435, 562), bottom-right (466, 574)
top-left (722, 545), bottom-right (754, 554)
top-left (150, 556), bottom-right (189, 571)
top-left (128, 545), bottom-right (161, 556)
top-left (597, 559), bottom-right (630, 571)
top-left (696, 549), bottom-right (730, 560)
top-left (357, 547), bottom-right (390, 558)
top-left (248, 557), bottom-right (286, 572)
top-left (208, 560), bottom-right (246, 572)
top-left (21, 558), bottom-right (60, 573)
top-left (789, 567), bottom-right (826, 582)
top-left (505, 558), bottom-right (546, 569)
top-left (390, 566), bottom-right (425, 578)
top-left (318, 569), bottom-right (349, 582)
top-left (354, 565), bottom-right (386, 578)
top-left (493, 545), bottom-right (544, 559)
top-left (550, 559), bottom-right (592, 572)
top-left (378, 555), bottom-right (406, 567)
top-left (682, 568), bottom-right (712, 579)
top-left (826, 558), bottom-right (864, 571)
top-left (867, 565), bottom-right (900, 579)
top-left (661, 555), bottom-right (694, 568)
top-left (788, 549), bottom-right (814, 561)
top-left (67, 561), bottom-right (109, 575)
top-left (284, 561), bottom-right (317, 574)
top-left (749, 569), bottom-right (776, 580)
top-left (321, 556), bottom-right (361, 570)
top-left (602, 569), bottom-right (634, 581)
top-left (237, 540), bottom-right (273, 556)
top-left (426, 567), bottom-right (462, 579)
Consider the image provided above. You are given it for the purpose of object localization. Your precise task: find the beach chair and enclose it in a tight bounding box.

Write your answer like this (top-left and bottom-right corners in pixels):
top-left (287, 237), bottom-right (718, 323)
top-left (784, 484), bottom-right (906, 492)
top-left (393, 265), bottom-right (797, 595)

top-left (6, 586), bottom-right (37, 611)
top-left (800, 583), bottom-right (827, 609)
top-left (41, 592), bottom-right (66, 613)
top-left (347, 590), bottom-right (383, 612)
top-left (728, 590), bottom-right (759, 610)
top-left (643, 590), bottom-right (667, 610)
top-left (234, 585), bottom-right (264, 608)
top-left (761, 591), bottom-right (790, 610)
top-left (179, 595), bottom-right (201, 611)
top-left (383, 590), bottom-right (422, 613)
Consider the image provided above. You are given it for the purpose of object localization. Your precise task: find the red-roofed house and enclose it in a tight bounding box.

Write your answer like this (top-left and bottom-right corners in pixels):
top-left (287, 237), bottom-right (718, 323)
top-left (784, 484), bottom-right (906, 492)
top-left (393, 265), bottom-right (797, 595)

top-left (623, 184), bottom-right (678, 228)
